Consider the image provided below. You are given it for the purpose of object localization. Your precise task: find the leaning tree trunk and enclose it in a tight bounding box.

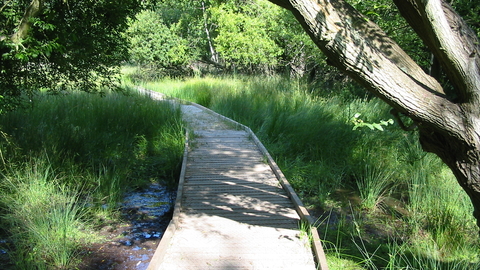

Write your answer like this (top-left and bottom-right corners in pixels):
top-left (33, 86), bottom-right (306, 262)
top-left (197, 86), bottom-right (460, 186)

top-left (268, 0), bottom-right (480, 228)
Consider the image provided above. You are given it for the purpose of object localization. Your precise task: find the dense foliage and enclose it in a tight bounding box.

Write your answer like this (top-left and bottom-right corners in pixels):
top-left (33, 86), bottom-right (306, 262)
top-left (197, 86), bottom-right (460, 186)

top-left (0, 0), bottom-right (147, 111)
top-left (127, 0), bottom-right (325, 78)
top-left (1, 0), bottom-right (478, 110)
top-left (127, 10), bottom-right (192, 77)
top-left (127, 0), bottom-right (479, 93)
top-left (2, 0), bottom-right (477, 110)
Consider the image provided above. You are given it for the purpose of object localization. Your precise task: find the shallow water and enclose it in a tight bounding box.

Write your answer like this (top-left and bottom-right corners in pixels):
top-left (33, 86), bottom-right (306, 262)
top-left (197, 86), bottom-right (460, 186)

top-left (120, 183), bottom-right (175, 241)
top-left (113, 183), bottom-right (176, 269)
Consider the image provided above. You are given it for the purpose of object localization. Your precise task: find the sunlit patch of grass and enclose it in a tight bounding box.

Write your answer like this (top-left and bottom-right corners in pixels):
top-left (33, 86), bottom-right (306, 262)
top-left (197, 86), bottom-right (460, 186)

top-left (325, 253), bottom-right (364, 270)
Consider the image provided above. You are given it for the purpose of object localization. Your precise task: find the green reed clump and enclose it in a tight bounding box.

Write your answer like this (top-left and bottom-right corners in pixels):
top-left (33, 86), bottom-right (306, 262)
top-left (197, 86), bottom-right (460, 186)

top-left (0, 159), bottom-right (88, 269)
top-left (0, 89), bottom-right (184, 269)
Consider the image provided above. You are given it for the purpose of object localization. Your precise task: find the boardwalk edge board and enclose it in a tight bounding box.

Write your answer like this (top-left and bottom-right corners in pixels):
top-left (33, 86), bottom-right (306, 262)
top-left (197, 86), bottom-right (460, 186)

top-left (143, 88), bottom-right (329, 270)
top-left (146, 130), bottom-right (189, 270)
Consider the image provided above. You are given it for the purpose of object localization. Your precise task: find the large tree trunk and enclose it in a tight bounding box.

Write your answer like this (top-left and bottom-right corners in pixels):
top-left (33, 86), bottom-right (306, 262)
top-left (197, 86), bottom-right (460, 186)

top-left (268, 0), bottom-right (480, 228)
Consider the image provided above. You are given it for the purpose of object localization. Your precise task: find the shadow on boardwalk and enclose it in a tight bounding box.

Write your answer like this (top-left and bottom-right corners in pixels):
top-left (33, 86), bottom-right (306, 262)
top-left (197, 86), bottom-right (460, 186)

top-left (147, 101), bottom-right (326, 270)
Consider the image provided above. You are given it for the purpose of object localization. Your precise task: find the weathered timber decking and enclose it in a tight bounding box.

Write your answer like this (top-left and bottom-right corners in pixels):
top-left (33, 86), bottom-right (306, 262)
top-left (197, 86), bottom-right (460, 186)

top-left (146, 97), bottom-right (328, 270)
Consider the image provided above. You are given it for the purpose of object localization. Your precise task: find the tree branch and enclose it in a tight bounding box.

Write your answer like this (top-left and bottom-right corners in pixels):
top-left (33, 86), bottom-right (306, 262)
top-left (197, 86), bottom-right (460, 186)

top-left (0, 0), bottom-right (13, 13)
top-left (393, 0), bottom-right (480, 104)
top-left (268, 0), bottom-right (293, 10)
top-left (10, 0), bottom-right (44, 44)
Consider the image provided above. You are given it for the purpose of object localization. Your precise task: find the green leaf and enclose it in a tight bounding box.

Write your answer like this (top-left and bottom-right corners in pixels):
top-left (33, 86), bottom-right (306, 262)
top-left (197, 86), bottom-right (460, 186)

top-left (372, 123), bottom-right (384, 131)
top-left (15, 53), bottom-right (29, 62)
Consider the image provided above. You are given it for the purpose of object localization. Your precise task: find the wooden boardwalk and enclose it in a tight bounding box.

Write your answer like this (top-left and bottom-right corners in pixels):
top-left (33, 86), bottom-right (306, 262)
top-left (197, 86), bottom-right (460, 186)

top-left (147, 100), bottom-right (328, 270)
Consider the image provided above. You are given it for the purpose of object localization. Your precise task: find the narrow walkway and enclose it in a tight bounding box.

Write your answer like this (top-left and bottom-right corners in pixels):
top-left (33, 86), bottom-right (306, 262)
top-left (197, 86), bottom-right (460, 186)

top-left (147, 100), bottom-right (326, 270)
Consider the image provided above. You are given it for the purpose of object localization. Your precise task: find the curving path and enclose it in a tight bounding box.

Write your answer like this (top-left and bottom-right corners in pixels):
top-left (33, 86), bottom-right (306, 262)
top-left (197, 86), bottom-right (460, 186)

top-left (143, 90), bottom-right (328, 270)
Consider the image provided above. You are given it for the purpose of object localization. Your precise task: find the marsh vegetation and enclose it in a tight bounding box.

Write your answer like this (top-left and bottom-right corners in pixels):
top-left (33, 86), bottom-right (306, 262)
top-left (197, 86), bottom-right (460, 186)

top-left (0, 89), bottom-right (184, 269)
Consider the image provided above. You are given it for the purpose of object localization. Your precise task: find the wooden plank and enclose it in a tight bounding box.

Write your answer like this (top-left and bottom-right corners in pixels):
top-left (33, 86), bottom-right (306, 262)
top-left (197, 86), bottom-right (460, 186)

top-left (182, 200), bottom-right (294, 208)
top-left (184, 175), bottom-right (279, 181)
top-left (180, 213), bottom-right (300, 224)
top-left (185, 180), bottom-right (280, 186)
top-left (183, 186), bottom-right (284, 193)
top-left (184, 179), bottom-right (280, 185)
top-left (186, 165), bottom-right (271, 171)
top-left (183, 182), bottom-right (283, 189)
top-left (182, 192), bottom-right (289, 199)
top-left (191, 144), bottom-right (258, 149)
top-left (182, 187), bottom-right (286, 196)
top-left (190, 147), bottom-right (259, 152)
top-left (194, 137), bottom-right (254, 141)
top-left (185, 172), bottom-right (276, 178)
top-left (182, 195), bottom-right (292, 204)
top-left (181, 201), bottom-right (298, 212)
top-left (183, 179), bottom-right (282, 187)
top-left (188, 157), bottom-right (261, 161)
top-left (186, 162), bottom-right (265, 168)
top-left (184, 178), bottom-right (280, 184)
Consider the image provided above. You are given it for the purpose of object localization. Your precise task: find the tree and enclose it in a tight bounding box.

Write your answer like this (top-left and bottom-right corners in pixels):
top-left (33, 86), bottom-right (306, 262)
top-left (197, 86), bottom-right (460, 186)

top-left (127, 10), bottom-right (193, 76)
top-left (0, 0), bottom-right (146, 111)
top-left (267, 0), bottom-right (480, 229)
top-left (137, 0), bottom-right (323, 76)
top-left (210, 1), bottom-right (282, 73)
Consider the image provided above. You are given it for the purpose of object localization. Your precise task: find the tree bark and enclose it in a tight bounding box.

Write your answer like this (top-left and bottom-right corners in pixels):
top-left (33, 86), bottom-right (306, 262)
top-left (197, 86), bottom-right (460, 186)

top-left (268, 0), bottom-right (480, 228)
top-left (201, 1), bottom-right (220, 65)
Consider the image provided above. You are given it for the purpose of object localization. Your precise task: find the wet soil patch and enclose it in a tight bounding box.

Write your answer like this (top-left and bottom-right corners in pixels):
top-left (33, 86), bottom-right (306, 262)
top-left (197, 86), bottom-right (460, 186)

top-left (77, 183), bottom-right (175, 270)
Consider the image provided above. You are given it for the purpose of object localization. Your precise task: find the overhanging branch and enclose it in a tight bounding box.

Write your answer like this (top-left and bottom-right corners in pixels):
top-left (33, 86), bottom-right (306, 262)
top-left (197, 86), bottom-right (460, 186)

top-left (268, 0), bottom-right (293, 10)
top-left (270, 0), bottom-right (467, 141)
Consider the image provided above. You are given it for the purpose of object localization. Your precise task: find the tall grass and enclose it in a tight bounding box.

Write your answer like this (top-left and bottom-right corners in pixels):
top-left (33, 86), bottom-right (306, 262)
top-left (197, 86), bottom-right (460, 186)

top-left (138, 75), bottom-right (480, 269)
top-left (1, 159), bottom-right (88, 269)
top-left (0, 88), bottom-right (184, 269)
top-left (355, 162), bottom-right (394, 211)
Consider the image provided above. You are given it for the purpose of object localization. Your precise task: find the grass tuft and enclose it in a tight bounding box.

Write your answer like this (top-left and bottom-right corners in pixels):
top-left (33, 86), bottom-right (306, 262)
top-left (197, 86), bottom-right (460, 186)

top-left (1, 158), bottom-right (88, 269)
